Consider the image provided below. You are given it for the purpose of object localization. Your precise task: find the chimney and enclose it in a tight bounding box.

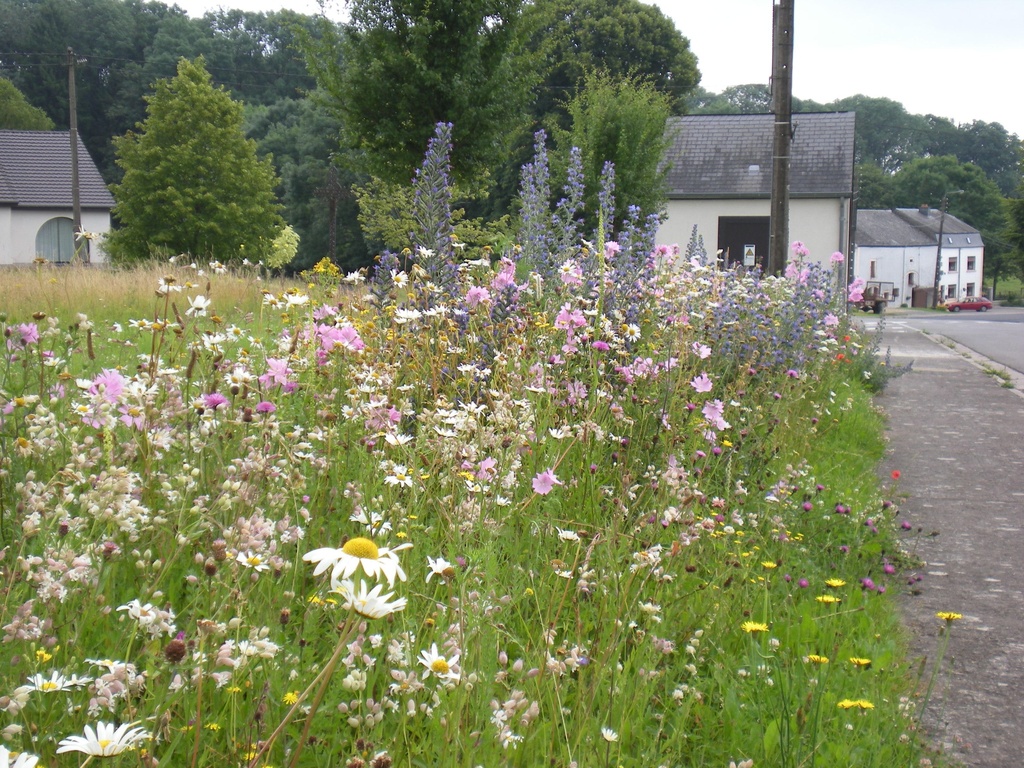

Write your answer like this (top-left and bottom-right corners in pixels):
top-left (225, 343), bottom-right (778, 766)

top-left (919, 204), bottom-right (930, 215)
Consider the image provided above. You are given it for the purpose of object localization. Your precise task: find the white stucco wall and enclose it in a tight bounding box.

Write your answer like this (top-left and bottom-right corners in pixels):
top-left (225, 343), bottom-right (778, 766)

top-left (656, 197), bottom-right (850, 265)
top-left (853, 244), bottom-right (985, 305)
top-left (1, 207), bottom-right (111, 265)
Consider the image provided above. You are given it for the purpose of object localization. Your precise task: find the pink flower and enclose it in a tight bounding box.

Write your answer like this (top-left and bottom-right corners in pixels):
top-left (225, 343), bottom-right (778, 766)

top-left (465, 285), bottom-right (491, 308)
top-left (592, 340), bottom-right (610, 352)
top-left (691, 342), bottom-right (711, 360)
top-left (90, 369), bottom-right (126, 404)
top-left (790, 240), bottom-right (809, 258)
top-left (847, 278), bottom-right (866, 304)
top-left (554, 303), bottom-right (586, 330)
top-left (690, 373), bottom-right (713, 393)
top-left (701, 399), bottom-right (730, 431)
top-left (532, 469), bottom-right (563, 495)
top-left (259, 358), bottom-right (296, 392)
top-left (491, 258), bottom-right (517, 291)
top-left (604, 241), bottom-right (622, 258)
top-left (17, 323), bottom-right (39, 346)
top-left (476, 457), bottom-right (497, 481)
top-left (830, 251), bottom-right (845, 263)
top-left (317, 324), bottom-right (364, 354)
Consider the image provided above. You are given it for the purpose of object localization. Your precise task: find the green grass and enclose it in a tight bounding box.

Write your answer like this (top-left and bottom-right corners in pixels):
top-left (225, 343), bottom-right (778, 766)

top-left (0, 260), bottom-right (949, 768)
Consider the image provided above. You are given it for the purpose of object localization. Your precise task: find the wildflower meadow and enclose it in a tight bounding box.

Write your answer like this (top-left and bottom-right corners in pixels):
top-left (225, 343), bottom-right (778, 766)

top-left (0, 125), bottom-right (942, 768)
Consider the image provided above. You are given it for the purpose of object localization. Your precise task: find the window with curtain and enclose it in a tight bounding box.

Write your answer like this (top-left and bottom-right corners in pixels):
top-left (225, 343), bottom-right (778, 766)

top-left (35, 217), bottom-right (77, 263)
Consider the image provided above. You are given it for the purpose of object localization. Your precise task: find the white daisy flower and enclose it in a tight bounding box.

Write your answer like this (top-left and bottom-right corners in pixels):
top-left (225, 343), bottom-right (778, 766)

top-left (332, 579), bottom-right (408, 619)
top-left (236, 550), bottom-right (270, 572)
top-left (0, 745), bottom-right (39, 768)
top-left (27, 671), bottom-right (90, 693)
top-left (56, 721), bottom-right (148, 756)
top-left (304, 537), bottom-right (412, 587)
top-left (601, 726), bottom-right (619, 742)
top-left (425, 556), bottom-right (456, 583)
top-left (418, 643), bottom-right (460, 682)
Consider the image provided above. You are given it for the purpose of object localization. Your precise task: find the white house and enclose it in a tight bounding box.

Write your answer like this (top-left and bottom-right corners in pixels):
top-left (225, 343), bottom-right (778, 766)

top-left (854, 207), bottom-right (984, 307)
top-left (656, 113), bottom-right (856, 267)
top-left (0, 130), bottom-right (113, 265)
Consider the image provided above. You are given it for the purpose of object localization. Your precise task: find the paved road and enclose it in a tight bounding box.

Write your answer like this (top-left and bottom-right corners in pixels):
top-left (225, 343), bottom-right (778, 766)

top-left (870, 319), bottom-right (1024, 767)
top-left (863, 307), bottom-right (1024, 376)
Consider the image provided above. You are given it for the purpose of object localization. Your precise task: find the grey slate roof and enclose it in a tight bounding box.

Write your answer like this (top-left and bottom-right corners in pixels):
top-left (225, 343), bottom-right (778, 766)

top-left (663, 112), bottom-right (856, 199)
top-left (0, 130), bottom-right (114, 209)
top-left (856, 208), bottom-right (983, 248)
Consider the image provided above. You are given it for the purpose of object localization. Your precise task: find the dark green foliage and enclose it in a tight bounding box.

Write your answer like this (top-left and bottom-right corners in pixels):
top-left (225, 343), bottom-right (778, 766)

top-left (555, 71), bottom-right (672, 231)
top-left (301, 0), bottom-right (536, 186)
top-left (523, 0), bottom-right (699, 130)
top-left (108, 57), bottom-right (282, 263)
top-left (0, 77), bottom-right (54, 129)
top-left (245, 96), bottom-right (370, 272)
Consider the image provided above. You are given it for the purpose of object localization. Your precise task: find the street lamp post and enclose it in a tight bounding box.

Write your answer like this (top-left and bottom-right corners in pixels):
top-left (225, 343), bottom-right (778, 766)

top-left (931, 190), bottom-right (964, 308)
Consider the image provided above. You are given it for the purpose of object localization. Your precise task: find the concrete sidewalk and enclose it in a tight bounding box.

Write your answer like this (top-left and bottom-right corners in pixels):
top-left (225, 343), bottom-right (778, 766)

top-left (874, 321), bottom-right (1024, 767)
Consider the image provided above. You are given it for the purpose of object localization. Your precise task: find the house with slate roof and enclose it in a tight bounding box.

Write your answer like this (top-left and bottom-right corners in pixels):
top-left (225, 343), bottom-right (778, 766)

top-left (0, 130), bottom-right (114, 265)
top-left (655, 113), bottom-right (856, 269)
top-left (854, 207), bottom-right (984, 307)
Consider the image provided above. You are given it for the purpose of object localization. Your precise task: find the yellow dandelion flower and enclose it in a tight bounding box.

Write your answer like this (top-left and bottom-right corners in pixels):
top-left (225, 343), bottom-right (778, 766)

top-left (806, 654), bottom-right (829, 664)
top-left (741, 621), bottom-right (769, 634)
top-left (837, 699), bottom-right (874, 710)
top-left (283, 691), bottom-right (299, 705)
top-left (761, 561), bottom-right (778, 569)
top-left (825, 578), bottom-right (846, 588)
top-left (815, 594), bottom-right (841, 604)
top-left (848, 657), bottom-right (872, 668)
top-left (936, 612), bottom-right (963, 622)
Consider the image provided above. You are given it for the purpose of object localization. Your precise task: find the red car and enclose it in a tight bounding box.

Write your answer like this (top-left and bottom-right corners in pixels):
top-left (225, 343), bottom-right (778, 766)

top-left (945, 296), bottom-right (993, 312)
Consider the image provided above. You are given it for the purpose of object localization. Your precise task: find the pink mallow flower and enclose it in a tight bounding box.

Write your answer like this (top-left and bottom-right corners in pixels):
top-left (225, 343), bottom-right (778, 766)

top-left (465, 285), bottom-right (492, 308)
top-left (259, 358), bottom-right (297, 393)
top-left (847, 278), bottom-right (866, 304)
top-left (317, 323), bottom-right (364, 354)
top-left (532, 469), bottom-right (563, 495)
top-left (690, 373), bottom-right (713, 393)
top-left (830, 251), bottom-right (845, 263)
top-left (701, 399), bottom-right (730, 431)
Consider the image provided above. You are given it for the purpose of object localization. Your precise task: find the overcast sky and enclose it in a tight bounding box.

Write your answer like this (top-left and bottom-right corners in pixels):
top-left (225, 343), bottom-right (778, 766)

top-left (172, 0), bottom-right (1024, 138)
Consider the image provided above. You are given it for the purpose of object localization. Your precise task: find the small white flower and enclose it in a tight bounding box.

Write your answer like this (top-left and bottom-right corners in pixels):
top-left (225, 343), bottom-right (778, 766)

top-left (236, 551), bottom-right (270, 572)
top-left (601, 726), bottom-right (618, 742)
top-left (185, 294), bottom-right (211, 317)
top-left (425, 556), bottom-right (456, 583)
top-left (418, 643), bottom-right (460, 682)
top-left (332, 579), bottom-right (408, 619)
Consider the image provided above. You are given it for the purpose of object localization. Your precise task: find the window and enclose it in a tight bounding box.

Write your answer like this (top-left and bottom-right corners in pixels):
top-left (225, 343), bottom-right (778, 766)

top-left (947, 256), bottom-right (958, 272)
top-left (907, 272), bottom-right (916, 287)
top-left (946, 284), bottom-right (956, 298)
top-left (35, 217), bottom-right (77, 263)
top-left (965, 283), bottom-right (975, 296)
top-left (869, 260), bottom-right (876, 278)
top-left (966, 256), bottom-right (976, 271)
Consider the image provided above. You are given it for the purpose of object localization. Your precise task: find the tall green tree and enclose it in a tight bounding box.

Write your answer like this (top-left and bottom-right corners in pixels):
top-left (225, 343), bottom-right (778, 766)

top-left (891, 155), bottom-right (1004, 236)
top-left (108, 57), bottom-right (283, 262)
top-left (524, 0), bottom-right (699, 129)
top-left (0, 77), bottom-right (54, 129)
top-left (555, 71), bottom-right (672, 231)
top-left (301, 0), bottom-right (535, 186)
top-left (830, 95), bottom-right (929, 173)
top-left (1001, 194), bottom-right (1024, 284)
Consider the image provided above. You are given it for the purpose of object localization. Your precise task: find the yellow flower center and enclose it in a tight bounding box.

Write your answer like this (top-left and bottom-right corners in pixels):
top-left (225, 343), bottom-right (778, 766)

top-left (247, 556), bottom-right (262, 567)
top-left (40, 681), bottom-right (58, 691)
top-left (98, 740), bottom-right (111, 749)
top-left (430, 659), bottom-right (450, 675)
top-left (343, 537), bottom-right (379, 559)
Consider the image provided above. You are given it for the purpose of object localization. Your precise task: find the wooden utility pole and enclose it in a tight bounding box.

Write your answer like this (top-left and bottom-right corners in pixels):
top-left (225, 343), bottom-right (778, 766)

top-left (768, 0), bottom-right (794, 275)
top-left (67, 46), bottom-right (86, 263)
